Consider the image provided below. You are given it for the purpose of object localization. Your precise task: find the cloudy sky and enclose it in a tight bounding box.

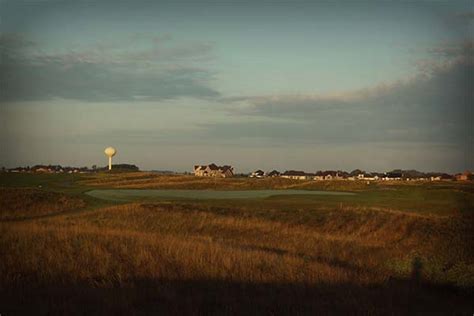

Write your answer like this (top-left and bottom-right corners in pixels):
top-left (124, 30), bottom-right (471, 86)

top-left (1, 0), bottom-right (473, 173)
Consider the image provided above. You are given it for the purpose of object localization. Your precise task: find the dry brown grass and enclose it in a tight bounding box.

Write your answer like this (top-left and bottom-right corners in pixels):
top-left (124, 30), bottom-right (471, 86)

top-left (1, 186), bottom-right (473, 314)
top-left (80, 172), bottom-right (373, 191)
top-left (59, 203), bottom-right (474, 282)
top-left (0, 188), bottom-right (85, 220)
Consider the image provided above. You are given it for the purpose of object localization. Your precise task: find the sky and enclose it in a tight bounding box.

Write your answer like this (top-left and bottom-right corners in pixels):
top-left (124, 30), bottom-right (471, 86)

top-left (0, 0), bottom-right (473, 173)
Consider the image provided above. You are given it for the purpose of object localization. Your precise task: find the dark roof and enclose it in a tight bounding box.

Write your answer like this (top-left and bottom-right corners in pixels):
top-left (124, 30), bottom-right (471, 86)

top-left (208, 163), bottom-right (219, 170)
top-left (440, 173), bottom-right (453, 179)
top-left (195, 163), bottom-right (233, 173)
top-left (219, 166), bottom-right (234, 173)
top-left (268, 170), bottom-right (280, 176)
top-left (282, 170), bottom-right (307, 176)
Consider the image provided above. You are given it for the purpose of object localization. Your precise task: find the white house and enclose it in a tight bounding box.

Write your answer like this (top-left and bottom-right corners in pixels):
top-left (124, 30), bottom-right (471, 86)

top-left (194, 163), bottom-right (234, 178)
top-left (281, 170), bottom-right (312, 180)
top-left (250, 170), bottom-right (265, 178)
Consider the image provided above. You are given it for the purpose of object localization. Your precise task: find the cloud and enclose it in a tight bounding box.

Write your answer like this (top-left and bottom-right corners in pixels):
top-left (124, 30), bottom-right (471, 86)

top-left (453, 12), bottom-right (474, 21)
top-left (427, 40), bottom-right (473, 60)
top-left (0, 33), bottom-right (220, 102)
top-left (220, 42), bottom-right (473, 146)
top-left (124, 41), bottom-right (215, 63)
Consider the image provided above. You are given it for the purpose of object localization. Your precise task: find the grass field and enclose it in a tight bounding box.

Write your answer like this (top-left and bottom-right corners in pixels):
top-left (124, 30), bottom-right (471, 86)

top-left (0, 172), bottom-right (473, 315)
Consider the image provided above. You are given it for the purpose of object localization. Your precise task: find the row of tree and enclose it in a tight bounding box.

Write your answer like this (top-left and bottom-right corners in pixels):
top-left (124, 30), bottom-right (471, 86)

top-left (3, 164), bottom-right (140, 173)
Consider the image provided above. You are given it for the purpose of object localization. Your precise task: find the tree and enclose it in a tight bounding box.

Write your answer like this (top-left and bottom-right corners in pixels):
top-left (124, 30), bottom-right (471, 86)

top-left (350, 169), bottom-right (364, 176)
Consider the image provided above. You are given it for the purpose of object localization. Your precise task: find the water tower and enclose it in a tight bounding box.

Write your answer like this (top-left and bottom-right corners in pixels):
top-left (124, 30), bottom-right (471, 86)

top-left (104, 147), bottom-right (116, 171)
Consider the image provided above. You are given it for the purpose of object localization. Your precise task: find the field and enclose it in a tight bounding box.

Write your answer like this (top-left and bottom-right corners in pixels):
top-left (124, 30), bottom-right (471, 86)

top-left (1, 172), bottom-right (473, 315)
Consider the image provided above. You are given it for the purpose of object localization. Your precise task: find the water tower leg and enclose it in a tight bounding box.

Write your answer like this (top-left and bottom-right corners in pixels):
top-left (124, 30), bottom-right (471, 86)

top-left (108, 157), bottom-right (112, 170)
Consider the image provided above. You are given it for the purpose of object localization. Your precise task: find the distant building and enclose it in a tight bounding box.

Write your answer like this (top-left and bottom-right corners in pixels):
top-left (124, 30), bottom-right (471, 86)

top-left (250, 170), bottom-right (265, 178)
top-left (455, 171), bottom-right (472, 181)
top-left (382, 172), bottom-right (402, 181)
top-left (281, 170), bottom-right (311, 180)
top-left (357, 173), bottom-right (379, 181)
top-left (314, 171), bottom-right (324, 181)
top-left (194, 163), bottom-right (234, 178)
top-left (35, 167), bottom-right (50, 173)
top-left (440, 174), bottom-right (454, 181)
top-left (321, 171), bottom-right (345, 180)
top-left (323, 172), bottom-right (334, 180)
top-left (313, 171), bottom-right (348, 180)
top-left (267, 170), bottom-right (281, 177)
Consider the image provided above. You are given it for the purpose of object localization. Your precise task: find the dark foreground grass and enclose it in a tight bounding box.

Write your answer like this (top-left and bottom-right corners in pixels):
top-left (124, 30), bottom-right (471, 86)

top-left (0, 172), bottom-right (88, 193)
top-left (2, 279), bottom-right (472, 315)
top-left (0, 188), bottom-right (86, 220)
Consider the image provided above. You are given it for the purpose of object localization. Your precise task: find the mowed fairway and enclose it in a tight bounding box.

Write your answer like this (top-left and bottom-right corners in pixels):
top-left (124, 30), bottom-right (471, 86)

top-left (1, 173), bottom-right (473, 315)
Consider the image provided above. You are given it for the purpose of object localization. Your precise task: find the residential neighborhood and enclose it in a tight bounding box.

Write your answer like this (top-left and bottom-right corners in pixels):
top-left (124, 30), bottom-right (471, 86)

top-left (2, 163), bottom-right (471, 182)
top-left (191, 164), bottom-right (470, 182)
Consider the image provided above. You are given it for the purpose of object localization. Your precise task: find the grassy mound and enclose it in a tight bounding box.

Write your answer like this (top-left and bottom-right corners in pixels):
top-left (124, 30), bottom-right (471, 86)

top-left (0, 188), bottom-right (86, 220)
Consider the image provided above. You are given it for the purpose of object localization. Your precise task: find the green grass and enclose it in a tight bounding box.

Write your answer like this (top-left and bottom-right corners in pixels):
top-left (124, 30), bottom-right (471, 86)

top-left (1, 172), bottom-right (472, 216)
top-left (0, 172), bottom-right (90, 192)
top-left (0, 173), bottom-right (123, 211)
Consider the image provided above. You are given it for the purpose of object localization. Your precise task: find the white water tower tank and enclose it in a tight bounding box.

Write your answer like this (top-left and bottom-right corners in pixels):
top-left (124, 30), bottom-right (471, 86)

top-left (104, 147), bottom-right (116, 170)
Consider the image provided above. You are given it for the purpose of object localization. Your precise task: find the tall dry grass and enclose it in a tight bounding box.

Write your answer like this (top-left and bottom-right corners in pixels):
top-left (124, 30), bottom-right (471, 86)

top-left (0, 188), bottom-right (85, 220)
top-left (80, 173), bottom-right (373, 191)
top-left (2, 203), bottom-right (472, 287)
top-left (1, 188), bottom-right (473, 314)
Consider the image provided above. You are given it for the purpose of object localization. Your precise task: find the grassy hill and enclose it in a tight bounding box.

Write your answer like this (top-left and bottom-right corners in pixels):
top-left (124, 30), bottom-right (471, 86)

top-left (0, 172), bottom-right (473, 314)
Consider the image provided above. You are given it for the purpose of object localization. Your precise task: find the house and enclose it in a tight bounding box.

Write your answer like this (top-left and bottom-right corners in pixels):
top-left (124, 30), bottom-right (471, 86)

top-left (322, 171), bottom-right (344, 180)
top-left (250, 170), bottom-right (265, 178)
top-left (281, 170), bottom-right (311, 180)
top-left (267, 170), bottom-right (281, 177)
top-left (313, 171), bottom-right (324, 180)
top-left (382, 172), bottom-right (402, 181)
top-left (323, 172), bottom-right (334, 180)
top-left (455, 170), bottom-right (472, 181)
top-left (336, 171), bottom-right (349, 179)
top-left (194, 163), bottom-right (234, 178)
top-left (440, 173), bottom-right (454, 181)
top-left (357, 173), bottom-right (379, 181)
top-left (194, 164), bottom-right (210, 177)
top-left (34, 167), bottom-right (51, 173)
